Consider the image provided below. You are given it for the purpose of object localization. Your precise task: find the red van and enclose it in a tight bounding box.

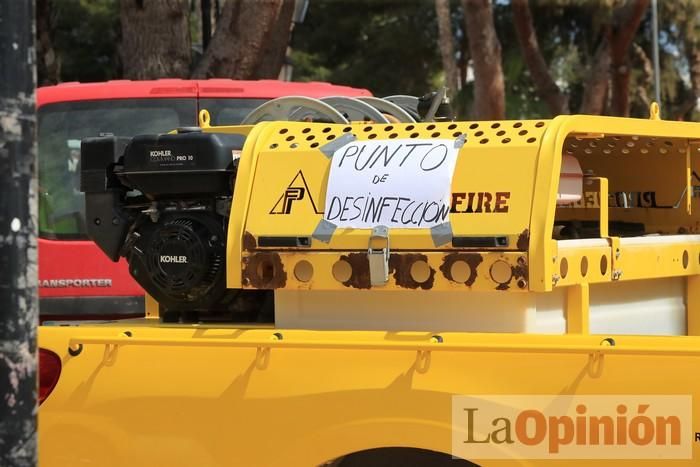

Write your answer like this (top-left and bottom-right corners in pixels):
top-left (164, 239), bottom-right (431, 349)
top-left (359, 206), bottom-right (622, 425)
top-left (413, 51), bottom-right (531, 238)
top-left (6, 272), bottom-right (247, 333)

top-left (37, 79), bottom-right (370, 319)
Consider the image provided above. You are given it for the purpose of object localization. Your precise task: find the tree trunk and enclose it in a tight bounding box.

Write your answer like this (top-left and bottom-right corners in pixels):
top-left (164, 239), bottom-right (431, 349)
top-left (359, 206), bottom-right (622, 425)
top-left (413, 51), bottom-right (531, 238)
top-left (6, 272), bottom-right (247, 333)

top-left (119, 0), bottom-right (191, 79)
top-left (667, 2), bottom-right (700, 120)
top-left (672, 41), bottom-right (700, 120)
top-left (630, 42), bottom-right (653, 111)
top-left (202, 0), bottom-right (212, 51)
top-left (512, 0), bottom-right (568, 115)
top-left (688, 42), bottom-right (700, 114)
top-left (462, 0), bottom-right (505, 119)
top-left (0, 1), bottom-right (38, 464)
top-left (435, 0), bottom-right (460, 96)
top-left (678, 0), bottom-right (700, 120)
top-left (580, 29), bottom-right (612, 115)
top-left (36, 0), bottom-right (60, 85)
top-left (192, 0), bottom-right (295, 79)
top-left (609, 0), bottom-right (651, 116)
top-left (458, 32), bottom-right (470, 90)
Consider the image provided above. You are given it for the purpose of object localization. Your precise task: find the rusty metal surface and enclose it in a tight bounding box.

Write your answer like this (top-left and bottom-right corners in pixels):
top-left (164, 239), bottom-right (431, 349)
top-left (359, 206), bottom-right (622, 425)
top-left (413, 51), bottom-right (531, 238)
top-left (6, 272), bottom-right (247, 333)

top-left (242, 231), bottom-right (257, 251)
top-left (439, 253), bottom-right (483, 287)
top-left (516, 228), bottom-right (530, 251)
top-left (388, 253), bottom-right (435, 290)
top-left (339, 253), bottom-right (371, 290)
top-left (242, 252), bottom-right (287, 289)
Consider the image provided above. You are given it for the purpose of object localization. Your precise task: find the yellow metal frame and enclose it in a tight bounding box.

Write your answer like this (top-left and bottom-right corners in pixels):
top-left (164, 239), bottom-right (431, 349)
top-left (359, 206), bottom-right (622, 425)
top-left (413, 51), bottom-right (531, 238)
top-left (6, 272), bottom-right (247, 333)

top-left (63, 328), bottom-right (700, 356)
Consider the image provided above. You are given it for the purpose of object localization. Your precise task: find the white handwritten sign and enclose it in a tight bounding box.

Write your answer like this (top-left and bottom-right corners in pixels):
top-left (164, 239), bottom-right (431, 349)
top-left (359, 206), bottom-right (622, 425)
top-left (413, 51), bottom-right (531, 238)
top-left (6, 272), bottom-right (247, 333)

top-left (324, 138), bottom-right (459, 228)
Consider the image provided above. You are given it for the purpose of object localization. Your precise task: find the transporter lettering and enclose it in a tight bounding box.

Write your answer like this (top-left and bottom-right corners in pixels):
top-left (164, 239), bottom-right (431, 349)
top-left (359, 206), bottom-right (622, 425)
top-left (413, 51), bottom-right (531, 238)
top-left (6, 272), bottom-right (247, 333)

top-left (40, 278), bottom-right (113, 288)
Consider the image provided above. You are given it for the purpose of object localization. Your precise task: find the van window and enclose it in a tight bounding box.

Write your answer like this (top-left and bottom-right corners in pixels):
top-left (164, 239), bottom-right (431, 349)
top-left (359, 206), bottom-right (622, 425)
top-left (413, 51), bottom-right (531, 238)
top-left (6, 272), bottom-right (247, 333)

top-left (199, 98), bottom-right (267, 125)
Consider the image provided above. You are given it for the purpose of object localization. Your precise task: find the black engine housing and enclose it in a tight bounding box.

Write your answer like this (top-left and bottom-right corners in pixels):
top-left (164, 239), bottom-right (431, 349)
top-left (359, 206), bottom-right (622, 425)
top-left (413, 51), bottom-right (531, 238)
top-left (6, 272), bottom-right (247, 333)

top-left (81, 130), bottom-right (271, 323)
top-left (128, 212), bottom-right (226, 308)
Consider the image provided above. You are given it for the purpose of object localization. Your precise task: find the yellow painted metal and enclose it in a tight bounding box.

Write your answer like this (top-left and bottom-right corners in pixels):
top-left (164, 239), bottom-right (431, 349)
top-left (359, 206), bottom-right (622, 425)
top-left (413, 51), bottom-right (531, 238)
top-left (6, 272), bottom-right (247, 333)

top-left (650, 101), bottom-right (661, 120)
top-left (555, 131), bottom-right (688, 232)
top-left (243, 251), bottom-right (529, 292)
top-left (608, 235), bottom-right (621, 280)
top-left (38, 108), bottom-right (700, 465)
top-left (585, 177), bottom-right (609, 237)
top-left (687, 144), bottom-right (693, 215)
top-left (198, 108), bottom-right (211, 128)
top-left (240, 120), bottom-right (543, 251)
top-left (38, 324), bottom-right (700, 466)
top-left (548, 237), bottom-right (700, 286)
top-left (534, 115), bottom-right (700, 291)
top-left (225, 120), bottom-right (545, 292)
top-left (554, 242), bottom-right (611, 287)
top-left (144, 293), bottom-right (159, 319)
top-left (216, 113), bottom-right (700, 295)
top-left (221, 121), bottom-right (276, 288)
top-left (611, 237), bottom-right (700, 282)
top-left (61, 330), bottom-right (700, 355)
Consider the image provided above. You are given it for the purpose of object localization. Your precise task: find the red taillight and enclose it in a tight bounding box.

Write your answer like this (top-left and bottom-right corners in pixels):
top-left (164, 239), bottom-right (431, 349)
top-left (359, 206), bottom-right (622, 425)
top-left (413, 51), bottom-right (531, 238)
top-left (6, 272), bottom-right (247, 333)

top-left (39, 348), bottom-right (61, 405)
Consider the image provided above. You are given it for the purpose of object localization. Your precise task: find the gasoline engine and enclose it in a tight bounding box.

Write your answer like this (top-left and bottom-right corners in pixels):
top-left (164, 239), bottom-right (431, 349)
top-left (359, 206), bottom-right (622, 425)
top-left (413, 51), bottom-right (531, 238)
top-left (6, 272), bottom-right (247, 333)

top-left (80, 129), bottom-right (270, 323)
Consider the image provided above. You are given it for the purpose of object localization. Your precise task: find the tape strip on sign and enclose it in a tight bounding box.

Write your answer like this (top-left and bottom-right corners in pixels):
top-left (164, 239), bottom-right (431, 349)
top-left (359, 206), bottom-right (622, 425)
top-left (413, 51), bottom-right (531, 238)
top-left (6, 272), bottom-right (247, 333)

top-left (431, 222), bottom-right (452, 247)
top-left (320, 133), bottom-right (357, 158)
top-left (324, 138), bottom-right (460, 229)
top-left (312, 219), bottom-right (337, 243)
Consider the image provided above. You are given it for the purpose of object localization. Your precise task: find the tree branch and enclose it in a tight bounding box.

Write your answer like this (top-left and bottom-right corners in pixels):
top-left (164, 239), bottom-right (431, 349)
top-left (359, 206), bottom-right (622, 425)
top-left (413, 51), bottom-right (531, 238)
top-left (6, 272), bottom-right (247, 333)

top-left (192, 0), bottom-right (294, 79)
top-left (610, 0), bottom-right (650, 116)
top-left (511, 0), bottom-right (568, 115)
top-left (630, 42), bottom-right (652, 110)
top-left (580, 28), bottom-right (611, 115)
top-left (435, 0), bottom-right (460, 96)
top-left (462, 0), bottom-right (505, 119)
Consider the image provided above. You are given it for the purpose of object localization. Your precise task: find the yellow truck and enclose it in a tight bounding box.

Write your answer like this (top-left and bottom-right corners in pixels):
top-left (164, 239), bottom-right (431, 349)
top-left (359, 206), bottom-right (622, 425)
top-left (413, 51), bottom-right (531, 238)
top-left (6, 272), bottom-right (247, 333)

top-left (38, 98), bottom-right (700, 466)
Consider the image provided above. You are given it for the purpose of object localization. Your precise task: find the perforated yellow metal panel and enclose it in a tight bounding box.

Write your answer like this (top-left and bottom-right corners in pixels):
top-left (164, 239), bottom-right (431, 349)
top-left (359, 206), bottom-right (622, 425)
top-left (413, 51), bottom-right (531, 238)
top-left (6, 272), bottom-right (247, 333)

top-left (219, 119), bottom-right (550, 292)
top-left (244, 119), bottom-right (547, 248)
top-left (556, 133), bottom-right (692, 234)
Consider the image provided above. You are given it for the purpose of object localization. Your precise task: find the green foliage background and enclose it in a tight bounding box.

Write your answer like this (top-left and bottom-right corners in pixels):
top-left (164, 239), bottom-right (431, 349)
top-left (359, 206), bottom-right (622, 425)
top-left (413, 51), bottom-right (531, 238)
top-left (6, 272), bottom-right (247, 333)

top-left (48, 0), bottom-right (120, 82)
top-left (40, 0), bottom-right (700, 120)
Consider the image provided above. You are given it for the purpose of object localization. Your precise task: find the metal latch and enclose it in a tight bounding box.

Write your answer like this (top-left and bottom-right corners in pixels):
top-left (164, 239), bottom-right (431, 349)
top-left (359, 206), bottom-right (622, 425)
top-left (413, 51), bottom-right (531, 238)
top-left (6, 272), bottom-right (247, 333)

top-left (368, 225), bottom-right (389, 287)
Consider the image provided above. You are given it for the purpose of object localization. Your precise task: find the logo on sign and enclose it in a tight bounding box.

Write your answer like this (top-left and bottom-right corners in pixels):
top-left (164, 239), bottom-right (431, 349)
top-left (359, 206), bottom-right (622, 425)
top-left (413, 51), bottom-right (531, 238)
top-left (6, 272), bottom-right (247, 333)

top-left (270, 170), bottom-right (322, 215)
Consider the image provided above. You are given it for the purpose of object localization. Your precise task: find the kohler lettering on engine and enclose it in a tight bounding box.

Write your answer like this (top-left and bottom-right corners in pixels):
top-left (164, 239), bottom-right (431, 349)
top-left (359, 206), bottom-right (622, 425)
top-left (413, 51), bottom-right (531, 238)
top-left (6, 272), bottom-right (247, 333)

top-left (160, 255), bottom-right (188, 264)
top-left (80, 129), bottom-right (271, 323)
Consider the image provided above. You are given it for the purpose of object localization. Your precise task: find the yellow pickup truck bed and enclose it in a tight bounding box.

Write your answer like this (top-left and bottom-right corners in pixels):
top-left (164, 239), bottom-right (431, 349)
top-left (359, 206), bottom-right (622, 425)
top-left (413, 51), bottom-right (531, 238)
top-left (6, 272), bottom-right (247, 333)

top-left (40, 108), bottom-right (700, 466)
